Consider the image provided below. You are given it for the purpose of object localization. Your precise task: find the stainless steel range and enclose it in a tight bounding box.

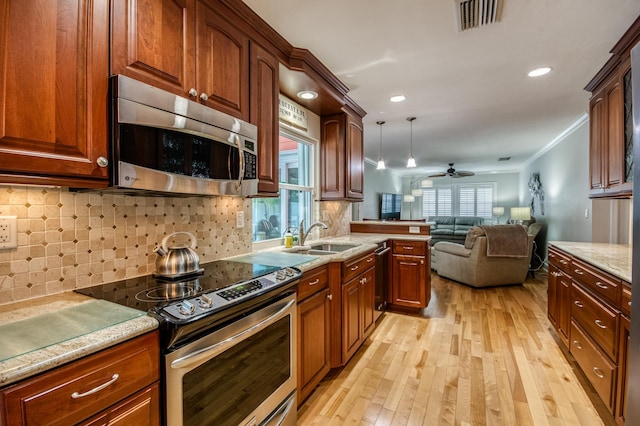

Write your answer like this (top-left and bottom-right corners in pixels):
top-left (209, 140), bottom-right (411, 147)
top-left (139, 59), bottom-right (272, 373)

top-left (76, 260), bottom-right (301, 426)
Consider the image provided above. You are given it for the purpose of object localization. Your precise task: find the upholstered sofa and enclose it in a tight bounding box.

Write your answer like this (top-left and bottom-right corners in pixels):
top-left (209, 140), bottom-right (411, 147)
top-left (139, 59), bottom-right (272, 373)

top-left (433, 225), bottom-right (534, 288)
top-left (428, 216), bottom-right (484, 245)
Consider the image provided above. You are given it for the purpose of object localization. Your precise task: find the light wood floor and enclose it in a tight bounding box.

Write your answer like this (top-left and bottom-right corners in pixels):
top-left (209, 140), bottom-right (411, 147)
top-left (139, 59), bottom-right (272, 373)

top-left (297, 272), bottom-right (613, 426)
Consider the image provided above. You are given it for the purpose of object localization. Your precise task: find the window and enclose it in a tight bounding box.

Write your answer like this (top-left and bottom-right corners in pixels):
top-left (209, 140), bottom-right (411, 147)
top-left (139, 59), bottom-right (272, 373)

top-left (421, 182), bottom-right (496, 220)
top-left (252, 133), bottom-right (314, 242)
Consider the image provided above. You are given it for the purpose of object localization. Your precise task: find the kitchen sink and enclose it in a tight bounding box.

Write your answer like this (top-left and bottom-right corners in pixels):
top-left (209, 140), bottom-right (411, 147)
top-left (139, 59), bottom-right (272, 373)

top-left (308, 243), bottom-right (358, 252)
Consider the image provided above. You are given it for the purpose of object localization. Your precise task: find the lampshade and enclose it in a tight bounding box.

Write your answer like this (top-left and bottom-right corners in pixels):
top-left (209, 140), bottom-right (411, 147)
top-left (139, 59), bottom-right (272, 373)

top-left (492, 207), bottom-right (505, 216)
top-left (376, 121), bottom-right (386, 170)
top-left (510, 206), bottom-right (531, 221)
top-left (411, 188), bottom-right (423, 196)
top-left (406, 117), bottom-right (417, 168)
top-left (420, 179), bottom-right (433, 188)
top-left (403, 194), bottom-right (415, 202)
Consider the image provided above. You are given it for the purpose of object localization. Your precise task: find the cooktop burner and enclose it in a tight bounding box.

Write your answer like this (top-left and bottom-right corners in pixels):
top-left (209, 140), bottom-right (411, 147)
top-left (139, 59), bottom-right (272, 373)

top-left (75, 260), bottom-right (284, 311)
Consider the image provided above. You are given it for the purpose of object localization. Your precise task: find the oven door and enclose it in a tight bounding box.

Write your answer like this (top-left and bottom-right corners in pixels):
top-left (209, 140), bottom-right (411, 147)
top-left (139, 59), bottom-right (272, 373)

top-left (164, 293), bottom-right (297, 426)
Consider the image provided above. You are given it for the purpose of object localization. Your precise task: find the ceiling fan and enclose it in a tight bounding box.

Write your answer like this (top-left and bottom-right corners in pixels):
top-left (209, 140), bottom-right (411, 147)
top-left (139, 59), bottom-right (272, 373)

top-left (428, 163), bottom-right (475, 178)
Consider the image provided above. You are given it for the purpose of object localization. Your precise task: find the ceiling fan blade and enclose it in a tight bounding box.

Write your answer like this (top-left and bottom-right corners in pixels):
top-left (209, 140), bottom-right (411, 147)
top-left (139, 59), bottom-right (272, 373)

top-left (428, 172), bottom-right (446, 177)
top-left (457, 171), bottom-right (475, 176)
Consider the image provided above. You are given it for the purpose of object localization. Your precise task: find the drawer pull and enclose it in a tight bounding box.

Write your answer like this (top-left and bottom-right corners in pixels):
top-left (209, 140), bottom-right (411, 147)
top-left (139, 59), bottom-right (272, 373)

top-left (403, 246), bottom-right (414, 250)
top-left (595, 319), bottom-right (607, 329)
top-left (560, 259), bottom-right (568, 265)
top-left (595, 281), bottom-right (608, 290)
top-left (367, 257), bottom-right (373, 263)
top-left (327, 294), bottom-right (333, 300)
top-left (573, 269), bottom-right (584, 275)
top-left (71, 374), bottom-right (119, 399)
top-left (308, 279), bottom-right (320, 286)
top-left (573, 300), bottom-right (584, 308)
top-left (592, 367), bottom-right (605, 379)
top-left (629, 301), bottom-right (632, 307)
top-left (572, 340), bottom-right (583, 350)
top-left (350, 265), bottom-right (359, 271)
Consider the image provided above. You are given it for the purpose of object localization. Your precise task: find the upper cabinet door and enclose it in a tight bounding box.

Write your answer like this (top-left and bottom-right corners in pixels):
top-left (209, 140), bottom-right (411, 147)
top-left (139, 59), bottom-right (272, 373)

top-left (196, 1), bottom-right (249, 121)
top-left (345, 114), bottom-right (364, 200)
top-left (250, 42), bottom-right (279, 195)
top-left (320, 114), bottom-right (346, 200)
top-left (111, 0), bottom-right (196, 98)
top-left (0, 0), bottom-right (109, 187)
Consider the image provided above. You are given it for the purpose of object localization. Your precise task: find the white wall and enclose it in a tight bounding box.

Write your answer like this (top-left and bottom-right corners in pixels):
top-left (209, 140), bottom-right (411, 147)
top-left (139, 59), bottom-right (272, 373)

top-left (359, 162), bottom-right (403, 220)
top-left (518, 119), bottom-right (593, 256)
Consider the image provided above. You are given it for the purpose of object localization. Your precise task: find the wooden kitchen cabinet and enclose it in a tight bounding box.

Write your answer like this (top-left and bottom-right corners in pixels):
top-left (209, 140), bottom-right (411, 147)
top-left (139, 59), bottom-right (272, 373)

top-left (111, 0), bottom-right (249, 120)
top-left (390, 240), bottom-right (431, 309)
top-left (0, 331), bottom-right (160, 425)
top-left (586, 16), bottom-right (640, 199)
top-left (320, 108), bottom-right (365, 201)
top-left (297, 265), bottom-right (331, 405)
top-left (250, 42), bottom-right (280, 195)
top-left (548, 245), bottom-right (631, 421)
top-left (328, 251), bottom-right (376, 368)
top-left (0, 0), bottom-right (110, 188)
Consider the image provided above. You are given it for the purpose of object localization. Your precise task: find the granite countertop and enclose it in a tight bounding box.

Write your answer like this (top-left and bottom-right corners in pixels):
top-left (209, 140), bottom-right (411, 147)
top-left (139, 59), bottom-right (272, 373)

top-left (549, 241), bottom-right (632, 283)
top-left (0, 292), bottom-right (158, 387)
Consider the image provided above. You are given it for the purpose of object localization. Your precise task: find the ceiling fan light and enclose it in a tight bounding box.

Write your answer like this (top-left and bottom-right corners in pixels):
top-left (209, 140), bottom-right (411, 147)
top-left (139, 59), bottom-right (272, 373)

top-left (377, 159), bottom-right (386, 170)
top-left (406, 157), bottom-right (416, 168)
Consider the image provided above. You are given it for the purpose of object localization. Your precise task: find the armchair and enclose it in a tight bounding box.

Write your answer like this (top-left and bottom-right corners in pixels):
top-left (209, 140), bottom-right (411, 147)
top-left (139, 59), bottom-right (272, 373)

top-left (433, 225), bottom-right (533, 288)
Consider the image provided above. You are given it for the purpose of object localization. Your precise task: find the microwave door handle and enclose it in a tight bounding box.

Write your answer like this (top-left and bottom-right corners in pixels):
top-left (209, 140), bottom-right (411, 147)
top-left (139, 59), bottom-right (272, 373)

top-left (236, 135), bottom-right (244, 192)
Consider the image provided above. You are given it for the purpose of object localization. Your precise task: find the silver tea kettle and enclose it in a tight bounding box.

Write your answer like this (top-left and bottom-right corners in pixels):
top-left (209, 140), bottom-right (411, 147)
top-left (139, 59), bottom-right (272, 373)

top-left (153, 231), bottom-right (202, 279)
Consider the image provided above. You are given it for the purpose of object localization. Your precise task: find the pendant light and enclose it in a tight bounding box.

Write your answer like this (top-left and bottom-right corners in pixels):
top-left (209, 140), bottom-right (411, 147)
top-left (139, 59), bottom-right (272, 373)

top-left (376, 120), bottom-right (386, 170)
top-left (406, 116), bottom-right (417, 168)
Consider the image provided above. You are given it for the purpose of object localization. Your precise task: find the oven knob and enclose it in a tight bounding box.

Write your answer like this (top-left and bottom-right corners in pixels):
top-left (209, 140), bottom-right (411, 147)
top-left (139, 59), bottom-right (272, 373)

top-left (276, 270), bottom-right (286, 281)
top-left (199, 294), bottom-right (214, 309)
top-left (285, 268), bottom-right (295, 277)
top-left (179, 299), bottom-right (196, 316)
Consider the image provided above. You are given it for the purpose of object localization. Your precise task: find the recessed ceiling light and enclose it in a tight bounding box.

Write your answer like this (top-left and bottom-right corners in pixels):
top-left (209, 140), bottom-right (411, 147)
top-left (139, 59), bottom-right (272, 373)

top-left (297, 90), bottom-right (318, 100)
top-left (390, 95), bottom-right (406, 103)
top-left (528, 67), bottom-right (552, 77)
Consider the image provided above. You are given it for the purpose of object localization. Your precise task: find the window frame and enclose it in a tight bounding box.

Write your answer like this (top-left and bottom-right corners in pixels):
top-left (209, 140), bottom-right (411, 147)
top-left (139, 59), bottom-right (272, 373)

top-left (421, 182), bottom-right (497, 221)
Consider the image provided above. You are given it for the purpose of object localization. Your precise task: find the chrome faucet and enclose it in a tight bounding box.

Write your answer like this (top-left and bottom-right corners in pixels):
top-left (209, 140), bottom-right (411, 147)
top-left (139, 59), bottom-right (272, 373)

top-left (299, 219), bottom-right (328, 246)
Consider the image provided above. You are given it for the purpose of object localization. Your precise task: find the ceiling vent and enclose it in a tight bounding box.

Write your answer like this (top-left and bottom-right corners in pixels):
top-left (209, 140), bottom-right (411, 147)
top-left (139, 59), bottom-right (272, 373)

top-left (455, 0), bottom-right (502, 32)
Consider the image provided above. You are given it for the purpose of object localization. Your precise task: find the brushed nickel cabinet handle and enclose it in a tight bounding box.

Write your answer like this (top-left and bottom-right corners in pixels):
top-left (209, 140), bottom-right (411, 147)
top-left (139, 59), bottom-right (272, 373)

top-left (367, 257), bottom-right (373, 263)
top-left (572, 340), bottom-right (582, 350)
top-left (573, 300), bottom-right (583, 308)
top-left (200, 92), bottom-right (209, 101)
top-left (595, 319), bottom-right (607, 329)
top-left (327, 294), bottom-right (333, 300)
top-left (573, 269), bottom-right (583, 275)
top-left (71, 374), bottom-right (119, 399)
top-left (560, 259), bottom-right (568, 265)
top-left (308, 279), bottom-right (320, 286)
top-left (595, 281), bottom-right (608, 290)
top-left (188, 88), bottom-right (198, 97)
top-left (403, 246), bottom-right (414, 250)
top-left (592, 367), bottom-right (605, 379)
top-left (96, 156), bottom-right (109, 167)
top-left (350, 265), bottom-right (359, 271)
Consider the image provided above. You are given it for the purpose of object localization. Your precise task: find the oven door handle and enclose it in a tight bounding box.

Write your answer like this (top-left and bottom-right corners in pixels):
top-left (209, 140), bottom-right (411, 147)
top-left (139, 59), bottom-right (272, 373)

top-left (170, 298), bottom-right (295, 370)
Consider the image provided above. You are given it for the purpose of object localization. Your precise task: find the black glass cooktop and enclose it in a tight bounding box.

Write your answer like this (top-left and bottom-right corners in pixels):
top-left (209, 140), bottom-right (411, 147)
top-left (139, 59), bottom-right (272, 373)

top-left (75, 260), bottom-right (282, 312)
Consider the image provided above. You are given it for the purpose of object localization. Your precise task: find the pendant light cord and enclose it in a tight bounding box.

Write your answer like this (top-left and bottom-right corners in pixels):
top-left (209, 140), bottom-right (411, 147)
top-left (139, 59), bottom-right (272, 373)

top-left (376, 120), bottom-right (385, 160)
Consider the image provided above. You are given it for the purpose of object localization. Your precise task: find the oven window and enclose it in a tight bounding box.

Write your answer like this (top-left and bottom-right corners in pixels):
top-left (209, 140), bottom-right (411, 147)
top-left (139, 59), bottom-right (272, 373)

top-left (182, 316), bottom-right (291, 425)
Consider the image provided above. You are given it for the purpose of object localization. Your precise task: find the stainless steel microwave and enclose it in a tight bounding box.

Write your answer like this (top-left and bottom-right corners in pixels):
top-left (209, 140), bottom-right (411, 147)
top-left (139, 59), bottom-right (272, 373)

top-left (109, 75), bottom-right (258, 197)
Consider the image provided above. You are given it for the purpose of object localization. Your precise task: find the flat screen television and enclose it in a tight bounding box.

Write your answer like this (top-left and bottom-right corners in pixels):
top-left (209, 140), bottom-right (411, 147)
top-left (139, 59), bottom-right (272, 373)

top-left (380, 193), bottom-right (402, 220)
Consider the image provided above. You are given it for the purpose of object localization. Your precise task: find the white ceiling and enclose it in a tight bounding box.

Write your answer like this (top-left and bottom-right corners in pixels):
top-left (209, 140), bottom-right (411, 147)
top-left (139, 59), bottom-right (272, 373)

top-left (244, 0), bottom-right (640, 178)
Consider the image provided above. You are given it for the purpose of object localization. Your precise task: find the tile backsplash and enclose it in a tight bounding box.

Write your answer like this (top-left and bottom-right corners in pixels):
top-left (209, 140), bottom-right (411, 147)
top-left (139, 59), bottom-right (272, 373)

top-left (0, 186), bottom-right (355, 305)
top-left (0, 186), bottom-right (253, 305)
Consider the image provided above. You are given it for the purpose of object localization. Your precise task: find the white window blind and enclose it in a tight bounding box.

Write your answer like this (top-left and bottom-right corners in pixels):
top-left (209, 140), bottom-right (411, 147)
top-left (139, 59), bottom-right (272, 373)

top-left (422, 183), bottom-right (496, 219)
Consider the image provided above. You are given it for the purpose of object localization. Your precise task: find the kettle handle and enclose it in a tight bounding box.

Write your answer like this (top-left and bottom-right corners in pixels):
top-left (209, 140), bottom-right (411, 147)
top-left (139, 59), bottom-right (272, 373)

top-left (160, 231), bottom-right (197, 251)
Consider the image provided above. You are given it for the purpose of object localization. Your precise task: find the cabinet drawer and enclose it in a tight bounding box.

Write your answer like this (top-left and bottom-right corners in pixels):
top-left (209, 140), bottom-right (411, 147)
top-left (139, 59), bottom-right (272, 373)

top-left (298, 265), bottom-right (329, 301)
top-left (621, 282), bottom-right (632, 317)
top-left (571, 258), bottom-right (620, 307)
top-left (571, 283), bottom-right (618, 361)
top-left (342, 252), bottom-right (375, 283)
top-left (570, 321), bottom-right (616, 413)
top-left (392, 240), bottom-right (426, 256)
top-left (1, 332), bottom-right (160, 426)
top-left (548, 247), bottom-right (572, 274)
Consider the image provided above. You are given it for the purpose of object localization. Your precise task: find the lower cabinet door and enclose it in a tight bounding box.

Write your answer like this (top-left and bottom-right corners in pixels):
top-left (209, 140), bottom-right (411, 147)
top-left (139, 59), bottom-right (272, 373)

top-left (80, 383), bottom-right (160, 426)
top-left (342, 277), bottom-right (362, 362)
top-left (391, 254), bottom-right (426, 308)
top-left (616, 314), bottom-right (631, 425)
top-left (570, 321), bottom-right (616, 413)
top-left (297, 288), bottom-right (332, 404)
top-left (361, 268), bottom-right (376, 339)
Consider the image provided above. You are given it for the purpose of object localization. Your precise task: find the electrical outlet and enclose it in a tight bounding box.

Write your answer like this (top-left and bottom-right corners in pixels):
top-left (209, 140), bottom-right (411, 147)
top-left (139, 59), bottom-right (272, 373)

top-left (0, 216), bottom-right (18, 249)
top-left (236, 211), bottom-right (245, 228)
